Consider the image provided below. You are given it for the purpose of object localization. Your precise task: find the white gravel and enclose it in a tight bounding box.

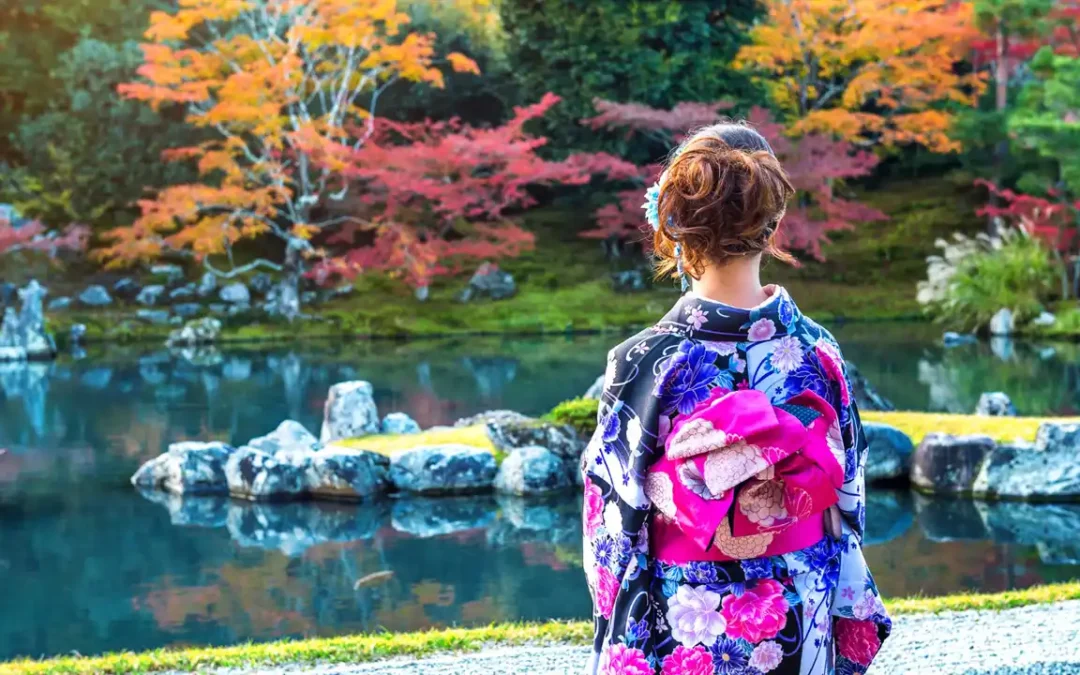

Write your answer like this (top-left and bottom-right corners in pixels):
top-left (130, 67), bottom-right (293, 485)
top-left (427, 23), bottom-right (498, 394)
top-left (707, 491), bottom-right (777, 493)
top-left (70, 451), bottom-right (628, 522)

top-left (203, 601), bottom-right (1080, 675)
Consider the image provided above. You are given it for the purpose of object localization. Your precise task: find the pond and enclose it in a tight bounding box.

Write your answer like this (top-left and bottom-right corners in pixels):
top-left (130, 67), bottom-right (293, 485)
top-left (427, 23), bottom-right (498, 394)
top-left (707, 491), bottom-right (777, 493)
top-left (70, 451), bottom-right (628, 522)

top-left (2, 324), bottom-right (1080, 661)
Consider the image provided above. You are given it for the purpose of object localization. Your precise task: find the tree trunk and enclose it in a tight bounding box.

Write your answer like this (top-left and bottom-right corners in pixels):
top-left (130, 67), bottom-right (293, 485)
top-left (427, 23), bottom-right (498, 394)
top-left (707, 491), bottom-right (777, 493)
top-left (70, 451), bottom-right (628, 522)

top-left (276, 238), bottom-right (304, 321)
top-left (991, 25), bottom-right (1010, 236)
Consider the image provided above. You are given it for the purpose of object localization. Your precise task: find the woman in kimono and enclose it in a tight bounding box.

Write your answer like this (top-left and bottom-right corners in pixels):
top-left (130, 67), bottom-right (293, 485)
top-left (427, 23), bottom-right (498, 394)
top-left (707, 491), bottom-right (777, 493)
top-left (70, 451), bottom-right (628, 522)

top-left (581, 124), bottom-right (891, 675)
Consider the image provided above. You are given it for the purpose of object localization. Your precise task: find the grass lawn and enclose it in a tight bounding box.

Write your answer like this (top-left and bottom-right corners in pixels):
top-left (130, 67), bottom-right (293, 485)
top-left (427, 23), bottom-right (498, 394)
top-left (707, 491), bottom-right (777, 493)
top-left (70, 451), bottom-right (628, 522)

top-left (6, 582), bottom-right (1080, 675)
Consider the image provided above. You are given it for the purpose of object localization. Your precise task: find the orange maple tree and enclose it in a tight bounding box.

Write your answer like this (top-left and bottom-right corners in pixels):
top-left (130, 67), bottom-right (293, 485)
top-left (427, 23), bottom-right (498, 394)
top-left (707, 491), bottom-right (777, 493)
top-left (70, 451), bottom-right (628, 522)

top-left (735, 0), bottom-right (985, 152)
top-left (99, 0), bottom-right (480, 318)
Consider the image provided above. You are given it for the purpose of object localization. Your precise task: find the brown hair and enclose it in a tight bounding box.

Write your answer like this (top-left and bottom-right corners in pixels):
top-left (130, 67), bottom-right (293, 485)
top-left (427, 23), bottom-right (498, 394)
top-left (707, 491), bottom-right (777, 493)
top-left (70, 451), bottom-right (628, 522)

top-left (653, 122), bottom-right (796, 282)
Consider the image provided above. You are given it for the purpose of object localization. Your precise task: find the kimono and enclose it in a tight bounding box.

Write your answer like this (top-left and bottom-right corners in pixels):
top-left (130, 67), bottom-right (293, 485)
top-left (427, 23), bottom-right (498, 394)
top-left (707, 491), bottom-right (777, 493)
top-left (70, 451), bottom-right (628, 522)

top-left (581, 288), bottom-right (891, 675)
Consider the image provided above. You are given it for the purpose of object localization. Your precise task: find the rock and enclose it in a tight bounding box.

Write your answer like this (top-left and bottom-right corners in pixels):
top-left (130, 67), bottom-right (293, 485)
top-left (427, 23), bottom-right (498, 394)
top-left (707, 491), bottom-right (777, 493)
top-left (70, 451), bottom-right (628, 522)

top-left (226, 303), bottom-right (250, 316)
top-left (300, 290), bottom-right (317, 305)
top-left (246, 420), bottom-right (320, 456)
top-left (459, 262), bottom-right (516, 302)
top-left (321, 381), bottom-right (380, 442)
top-left (863, 423), bottom-right (914, 483)
top-left (169, 283), bottom-right (196, 300)
top-left (975, 392), bottom-right (1017, 417)
top-left (224, 448), bottom-right (307, 500)
top-left (136, 490), bottom-right (229, 529)
top-left (131, 441), bottom-right (234, 495)
top-left (197, 272), bottom-right (217, 298)
top-left (69, 324), bottom-right (86, 345)
top-left (414, 285), bottom-right (429, 302)
top-left (136, 309), bottom-right (171, 325)
top-left (166, 317), bottom-right (221, 347)
top-left (486, 418), bottom-right (585, 467)
top-left (9, 281), bottom-right (55, 359)
top-left (136, 285), bottom-right (166, 306)
top-left (151, 263), bottom-right (184, 284)
top-left (611, 269), bottom-right (648, 293)
top-left (219, 282), bottom-right (251, 304)
top-left (584, 374), bottom-right (605, 400)
top-left (381, 412), bottom-right (421, 435)
top-left (846, 363), bottom-right (894, 411)
top-left (0, 346), bottom-right (26, 361)
top-left (989, 308), bottom-right (1014, 336)
top-left (113, 278), bottom-right (140, 297)
top-left (0, 282), bottom-right (16, 306)
top-left (910, 433), bottom-right (996, 494)
top-left (250, 273), bottom-right (274, 295)
top-left (208, 303), bottom-right (227, 314)
top-left (1033, 311), bottom-right (1056, 327)
top-left (943, 331), bottom-right (977, 347)
top-left (454, 410), bottom-right (533, 428)
top-left (225, 501), bottom-right (384, 555)
top-left (1036, 421), bottom-right (1080, 452)
top-left (494, 446), bottom-right (571, 495)
top-left (77, 285), bottom-right (112, 307)
top-left (389, 445), bottom-right (497, 495)
top-left (969, 422), bottom-right (1080, 500)
top-left (390, 496), bottom-right (497, 537)
top-left (173, 303), bottom-right (201, 318)
top-left (304, 447), bottom-right (391, 501)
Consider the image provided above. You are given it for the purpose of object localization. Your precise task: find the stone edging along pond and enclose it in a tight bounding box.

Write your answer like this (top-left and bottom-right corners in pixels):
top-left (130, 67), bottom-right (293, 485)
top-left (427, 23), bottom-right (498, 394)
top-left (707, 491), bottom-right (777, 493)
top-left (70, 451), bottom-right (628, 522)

top-left (5, 583), bottom-right (1080, 675)
top-left (131, 380), bottom-right (1080, 505)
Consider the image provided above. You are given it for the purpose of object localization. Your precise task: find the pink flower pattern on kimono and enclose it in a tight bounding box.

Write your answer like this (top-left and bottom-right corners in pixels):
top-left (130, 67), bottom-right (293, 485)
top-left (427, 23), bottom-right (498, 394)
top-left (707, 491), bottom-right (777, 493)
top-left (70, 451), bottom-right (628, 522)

top-left (584, 478), bottom-right (604, 537)
top-left (661, 645), bottom-right (714, 675)
top-left (703, 441), bottom-right (766, 494)
top-left (595, 566), bottom-right (619, 620)
top-left (815, 338), bottom-right (850, 406)
top-left (748, 641), bottom-right (784, 673)
top-left (666, 585), bottom-right (727, 647)
top-left (836, 618), bottom-right (882, 666)
top-left (600, 644), bottom-right (652, 675)
top-left (720, 579), bottom-right (789, 643)
top-left (748, 317), bottom-right (777, 342)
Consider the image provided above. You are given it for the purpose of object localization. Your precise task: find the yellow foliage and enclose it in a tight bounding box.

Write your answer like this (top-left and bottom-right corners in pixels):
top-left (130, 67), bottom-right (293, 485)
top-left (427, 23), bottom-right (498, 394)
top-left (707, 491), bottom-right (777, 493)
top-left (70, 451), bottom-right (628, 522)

top-left (861, 411), bottom-right (1080, 445)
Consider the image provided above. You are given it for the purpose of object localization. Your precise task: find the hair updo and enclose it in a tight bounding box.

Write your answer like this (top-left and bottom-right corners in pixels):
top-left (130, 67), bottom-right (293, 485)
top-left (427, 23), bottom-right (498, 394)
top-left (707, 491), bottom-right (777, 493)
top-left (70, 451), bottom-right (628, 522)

top-left (653, 122), bottom-right (796, 281)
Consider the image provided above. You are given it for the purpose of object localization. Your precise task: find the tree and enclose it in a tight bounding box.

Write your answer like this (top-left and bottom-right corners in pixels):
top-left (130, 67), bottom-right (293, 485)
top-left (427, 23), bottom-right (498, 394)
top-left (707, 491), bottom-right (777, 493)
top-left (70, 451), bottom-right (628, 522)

top-left (581, 101), bottom-right (885, 261)
top-left (0, 217), bottom-right (88, 260)
top-left (98, 0), bottom-right (483, 320)
top-left (735, 0), bottom-right (984, 153)
top-left (1009, 48), bottom-right (1080, 193)
top-left (499, 0), bottom-right (762, 160)
top-left (310, 93), bottom-right (638, 289)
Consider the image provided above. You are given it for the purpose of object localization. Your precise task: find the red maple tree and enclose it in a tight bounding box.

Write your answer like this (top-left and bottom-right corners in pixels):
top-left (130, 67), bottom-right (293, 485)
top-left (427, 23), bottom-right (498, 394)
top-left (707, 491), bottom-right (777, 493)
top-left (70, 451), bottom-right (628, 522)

top-left (580, 101), bottom-right (885, 261)
top-left (0, 217), bottom-right (88, 259)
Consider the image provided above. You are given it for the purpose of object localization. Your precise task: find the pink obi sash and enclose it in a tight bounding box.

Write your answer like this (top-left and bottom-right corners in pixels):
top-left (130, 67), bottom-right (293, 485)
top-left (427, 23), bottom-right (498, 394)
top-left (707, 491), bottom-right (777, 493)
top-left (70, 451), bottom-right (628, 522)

top-left (645, 388), bottom-right (845, 563)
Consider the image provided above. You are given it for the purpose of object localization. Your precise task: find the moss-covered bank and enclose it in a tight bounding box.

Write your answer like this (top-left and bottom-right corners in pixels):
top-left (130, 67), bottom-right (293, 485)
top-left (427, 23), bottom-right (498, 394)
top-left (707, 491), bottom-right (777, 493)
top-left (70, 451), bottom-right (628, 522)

top-left (5, 582), bottom-right (1079, 675)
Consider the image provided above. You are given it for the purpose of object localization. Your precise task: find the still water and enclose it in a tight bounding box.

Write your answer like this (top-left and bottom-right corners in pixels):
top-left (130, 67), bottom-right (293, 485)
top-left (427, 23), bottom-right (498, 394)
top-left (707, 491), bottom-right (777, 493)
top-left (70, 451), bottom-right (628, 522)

top-left (2, 326), bottom-right (1080, 660)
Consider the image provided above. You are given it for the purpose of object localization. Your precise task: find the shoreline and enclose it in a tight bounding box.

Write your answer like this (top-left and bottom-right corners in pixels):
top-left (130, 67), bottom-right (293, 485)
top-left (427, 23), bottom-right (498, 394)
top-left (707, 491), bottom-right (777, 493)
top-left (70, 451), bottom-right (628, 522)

top-left (5, 583), bottom-right (1079, 675)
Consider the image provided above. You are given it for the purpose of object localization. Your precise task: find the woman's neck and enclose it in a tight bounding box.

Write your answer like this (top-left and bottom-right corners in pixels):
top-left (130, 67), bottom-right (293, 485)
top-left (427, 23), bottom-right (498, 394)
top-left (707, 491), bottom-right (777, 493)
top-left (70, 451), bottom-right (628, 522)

top-left (690, 255), bottom-right (771, 309)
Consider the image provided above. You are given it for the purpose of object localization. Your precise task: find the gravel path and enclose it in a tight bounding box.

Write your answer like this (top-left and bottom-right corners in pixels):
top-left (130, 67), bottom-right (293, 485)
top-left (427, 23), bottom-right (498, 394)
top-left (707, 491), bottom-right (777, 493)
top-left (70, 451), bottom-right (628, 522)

top-left (218, 601), bottom-right (1080, 675)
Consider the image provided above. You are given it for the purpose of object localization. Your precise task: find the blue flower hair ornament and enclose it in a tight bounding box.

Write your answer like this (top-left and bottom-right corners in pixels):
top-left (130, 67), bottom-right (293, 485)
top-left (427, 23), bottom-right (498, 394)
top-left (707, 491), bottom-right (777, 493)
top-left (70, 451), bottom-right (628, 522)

top-left (642, 178), bottom-right (689, 291)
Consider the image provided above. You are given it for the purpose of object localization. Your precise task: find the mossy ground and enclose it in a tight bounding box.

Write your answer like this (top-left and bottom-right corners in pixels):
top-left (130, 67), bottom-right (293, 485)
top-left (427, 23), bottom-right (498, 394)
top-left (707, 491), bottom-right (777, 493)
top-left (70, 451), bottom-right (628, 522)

top-left (337, 426), bottom-right (500, 459)
top-left (6, 582), bottom-right (1080, 675)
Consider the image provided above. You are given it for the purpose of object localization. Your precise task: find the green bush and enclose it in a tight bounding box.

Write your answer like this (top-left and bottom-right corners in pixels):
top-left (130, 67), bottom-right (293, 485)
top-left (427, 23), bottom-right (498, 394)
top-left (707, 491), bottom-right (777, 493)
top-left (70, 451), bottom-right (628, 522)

top-left (918, 229), bottom-right (1058, 331)
top-left (545, 397), bottom-right (600, 436)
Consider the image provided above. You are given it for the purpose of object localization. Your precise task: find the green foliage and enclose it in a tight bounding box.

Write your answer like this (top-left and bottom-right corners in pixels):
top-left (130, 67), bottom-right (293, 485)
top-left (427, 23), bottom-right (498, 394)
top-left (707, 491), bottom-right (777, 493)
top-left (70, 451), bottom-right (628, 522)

top-left (1010, 48), bottom-right (1080, 193)
top-left (4, 38), bottom-right (196, 228)
top-left (498, 0), bottom-right (762, 159)
top-left (545, 397), bottom-right (600, 436)
top-left (920, 229), bottom-right (1057, 331)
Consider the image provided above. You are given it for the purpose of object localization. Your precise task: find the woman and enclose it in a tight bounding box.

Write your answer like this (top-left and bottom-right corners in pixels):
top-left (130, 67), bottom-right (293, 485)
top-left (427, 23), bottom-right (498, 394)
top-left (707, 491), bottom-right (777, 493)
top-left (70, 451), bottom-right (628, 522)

top-left (581, 124), bottom-right (891, 675)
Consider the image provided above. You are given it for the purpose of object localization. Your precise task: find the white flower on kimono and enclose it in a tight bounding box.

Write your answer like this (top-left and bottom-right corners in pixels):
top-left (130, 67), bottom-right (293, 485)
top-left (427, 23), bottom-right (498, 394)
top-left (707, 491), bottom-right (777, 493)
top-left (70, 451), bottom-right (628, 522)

top-left (604, 355), bottom-right (618, 389)
top-left (853, 589), bottom-right (886, 620)
top-left (748, 641), bottom-right (784, 673)
top-left (748, 318), bottom-right (777, 342)
top-left (686, 306), bottom-right (709, 330)
top-left (770, 336), bottom-right (804, 374)
top-left (626, 415), bottom-right (643, 452)
top-left (708, 341), bottom-right (738, 356)
top-left (666, 585), bottom-right (727, 647)
top-left (603, 501), bottom-right (623, 538)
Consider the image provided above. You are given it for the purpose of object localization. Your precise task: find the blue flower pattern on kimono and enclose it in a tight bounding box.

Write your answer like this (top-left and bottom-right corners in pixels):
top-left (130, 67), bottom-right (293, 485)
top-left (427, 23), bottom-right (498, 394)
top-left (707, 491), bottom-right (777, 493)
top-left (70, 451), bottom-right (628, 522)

top-left (581, 287), bottom-right (890, 675)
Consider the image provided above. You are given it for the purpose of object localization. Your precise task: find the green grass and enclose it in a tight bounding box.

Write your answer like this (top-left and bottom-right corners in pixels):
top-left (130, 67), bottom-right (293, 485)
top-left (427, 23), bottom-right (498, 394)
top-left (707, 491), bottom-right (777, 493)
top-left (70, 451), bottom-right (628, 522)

top-left (6, 583), bottom-right (1079, 675)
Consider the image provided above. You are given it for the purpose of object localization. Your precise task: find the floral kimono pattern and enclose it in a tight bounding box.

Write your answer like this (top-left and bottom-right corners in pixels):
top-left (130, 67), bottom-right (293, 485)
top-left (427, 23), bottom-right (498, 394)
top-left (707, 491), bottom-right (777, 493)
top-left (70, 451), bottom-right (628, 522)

top-left (582, 288), bottom-right (890, 675)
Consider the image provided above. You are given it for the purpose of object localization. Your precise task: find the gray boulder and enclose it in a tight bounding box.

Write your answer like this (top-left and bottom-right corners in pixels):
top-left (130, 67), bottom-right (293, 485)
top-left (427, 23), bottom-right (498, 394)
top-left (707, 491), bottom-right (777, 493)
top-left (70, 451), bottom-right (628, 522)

top-left (976, 392), bottom-right (1017, 417)
top-left (78, 285), bottom-right (112, 307)
top-left (250, 273), bottom-right (274, 295)
top-left (113, 278), bottom-right (140, 297)
top-left (970, 423), bottom-right (1080, 500)
top-left (846, 363), bottom-right (895, 411)
top-left (305, 448), bottom-right (391, 501)
top-left (943, 331), bottom-right (977, 347)
top-left (136, 309), bottom-right (171, 325)
top-left (494, 446), bottom-right (571, 495)
top-left (197, 272), bottom-right (217, 298)
top-left (454, 410), bottom-right (533, 428)
top-left (990, 308), bottom-right (1014, 336)
top-left (486, 418), bottom-right (585, 465)
top-left (1033, 311), bottom-right (1057, 327)
top-left (247, 420), bottom-right (320, 456)
top-left (863, 422), bottom-right (914, 483)
top-left (321, 380), bottom-right (380, 442)
top-left (47, 297), bottom-right (71, 311)
top-left (1035, 421), bottom-right (1080, 452)
top-left (219, 282), bottom-right (251, 304)
top-left (611, 269), bottom-right (647, 293)
top-left (459, 262), bottom-right (516, 302)
top-left (173, 303), bottom-right (201, 318)
top-left (166, 317), bottom-right (222, 347)
top-left (69, 324), bottom-right (86, 345)
top-left (389, 445), bottom-right (497, 495)
top-left (381, 412), bottom-right (421, 435)
top-left (911, 433), bottom-right (996, 494)
top-left (151, 263), bottom-right (184, 284)
top-left (0, 282), bottom-right (16, 306)
top-left (131, 441), bottom-right (234, 495)
top-left (224, 448), bottom-right (307, 500)
top-left (169, 283), bottom-right (196, 300)
top-left (136, 285), bottom-right (166, 306)
top-left (7, 281), bottom-right (55, 359)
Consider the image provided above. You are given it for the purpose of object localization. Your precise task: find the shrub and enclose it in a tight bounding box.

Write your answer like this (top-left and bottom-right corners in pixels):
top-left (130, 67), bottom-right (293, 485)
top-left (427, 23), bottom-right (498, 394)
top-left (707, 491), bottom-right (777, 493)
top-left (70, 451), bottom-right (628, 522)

top-left (917, 228), bottom-right (1058, 331)
top-left (546, 397), bottom-right (600, 436)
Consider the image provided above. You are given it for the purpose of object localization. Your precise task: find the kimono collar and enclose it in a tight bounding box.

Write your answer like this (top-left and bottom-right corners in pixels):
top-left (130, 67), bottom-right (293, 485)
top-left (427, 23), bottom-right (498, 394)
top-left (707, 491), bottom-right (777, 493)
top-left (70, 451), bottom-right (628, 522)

top-left (656, 285), bottom-right (801, 341)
